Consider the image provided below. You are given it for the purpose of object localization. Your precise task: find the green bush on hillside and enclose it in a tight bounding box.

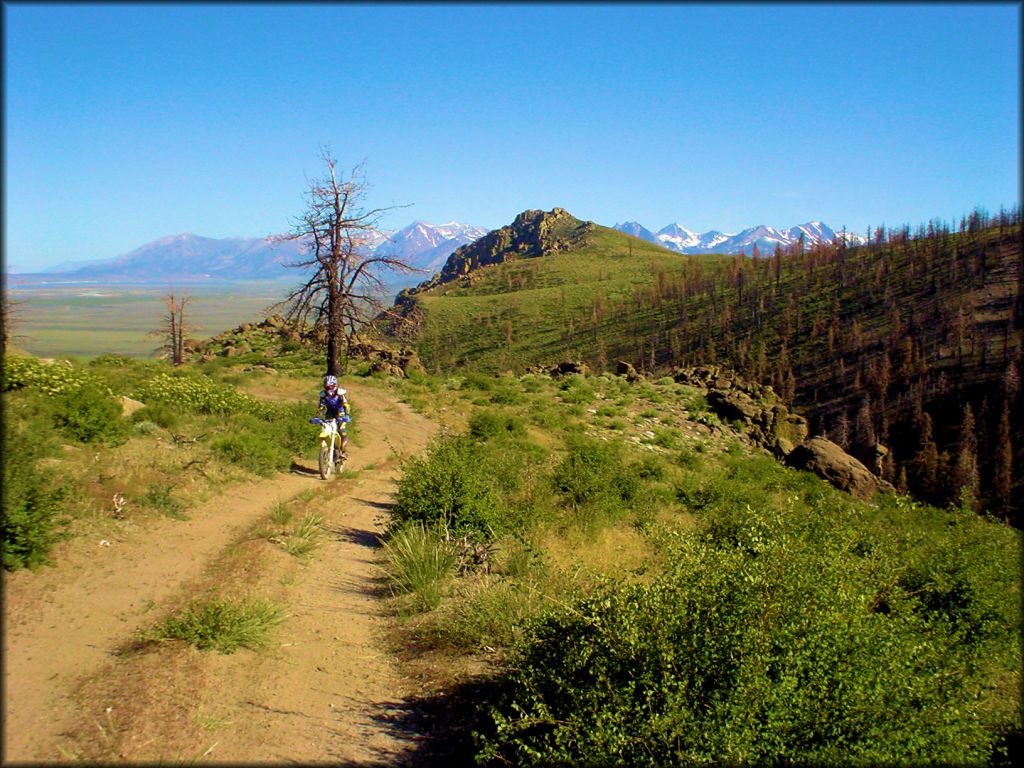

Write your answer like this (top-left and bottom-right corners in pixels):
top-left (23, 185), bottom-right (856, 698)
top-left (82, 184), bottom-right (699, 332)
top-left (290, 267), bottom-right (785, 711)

top-left (2, 421), bottom-right (68, 569)
top-left (51, 385), bottom-right (129, 444)
top-left (468, 409), bottom-right (527, 440)
top-left (2, 356), bottom-right (109, 396)
top-left (210, 403), bottom-right (315, 476)
top-left (479, 497), bottom-right (1022, 766)
top-left (2, 357), bottom-right (128, 445)
top-left (390, 434), bottom-right (504, 539)
top-left (134, 372), bottom-right (270, 417)
top-left (130, 404), bottom-right (180, 430)
top-left (558, 375), bottom-right (595, 404)
top-left (550, 434), bottom-right (639, 516)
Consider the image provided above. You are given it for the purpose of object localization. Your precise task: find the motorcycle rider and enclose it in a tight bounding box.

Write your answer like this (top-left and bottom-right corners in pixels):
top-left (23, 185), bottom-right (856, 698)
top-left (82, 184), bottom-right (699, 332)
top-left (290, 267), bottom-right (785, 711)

top-left (317, 374), bottom-right (350, 461)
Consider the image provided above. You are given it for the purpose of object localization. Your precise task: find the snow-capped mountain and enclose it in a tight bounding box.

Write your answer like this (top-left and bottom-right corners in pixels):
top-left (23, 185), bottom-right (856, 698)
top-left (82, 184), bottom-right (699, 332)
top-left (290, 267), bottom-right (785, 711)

top-left (9, 222), bottom-right (489, 286)
top-left (614, 221), bottom-right (660, 245)
top-left (374, 221), bottom-right (490, 274)
top-left (613, 220), bottom-right (865, 256)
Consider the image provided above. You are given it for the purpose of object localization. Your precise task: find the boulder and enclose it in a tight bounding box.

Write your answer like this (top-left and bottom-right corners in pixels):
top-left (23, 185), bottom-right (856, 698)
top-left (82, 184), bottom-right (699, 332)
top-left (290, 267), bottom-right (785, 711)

top-left (119, 396), bottom-right (146, 417)
top-left (370, 360), bottom-right (406, 378)
top-left (785, 437), bottom-right (895, 500)
top-left (550, 361), bottom-right (590, 378)
top-left (616, 360), bottom-right (642, 382)
top-left (707, 389), bottom-right (760, 423)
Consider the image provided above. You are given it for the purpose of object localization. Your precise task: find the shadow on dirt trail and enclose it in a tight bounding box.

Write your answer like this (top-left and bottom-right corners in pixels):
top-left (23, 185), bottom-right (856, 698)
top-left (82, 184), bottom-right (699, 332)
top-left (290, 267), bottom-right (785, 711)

top-left (376, 677), bottom-right (505, 767)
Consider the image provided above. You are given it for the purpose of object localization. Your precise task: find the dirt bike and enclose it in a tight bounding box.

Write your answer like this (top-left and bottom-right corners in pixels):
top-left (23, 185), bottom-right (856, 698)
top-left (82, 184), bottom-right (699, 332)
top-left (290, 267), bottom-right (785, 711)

top-left (310, 415), bottom-right (350, 480)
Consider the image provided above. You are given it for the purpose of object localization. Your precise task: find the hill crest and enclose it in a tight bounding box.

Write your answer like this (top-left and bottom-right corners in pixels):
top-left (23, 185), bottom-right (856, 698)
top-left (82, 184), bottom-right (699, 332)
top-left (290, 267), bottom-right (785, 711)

top-left (421, 207), bottom-right (595, 291)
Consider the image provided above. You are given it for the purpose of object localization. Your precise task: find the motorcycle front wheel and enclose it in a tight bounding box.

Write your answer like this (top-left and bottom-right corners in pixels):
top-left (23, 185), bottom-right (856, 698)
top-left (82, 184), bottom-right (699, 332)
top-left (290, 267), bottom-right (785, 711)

top-left (318, 441), bottom-right (333, 480)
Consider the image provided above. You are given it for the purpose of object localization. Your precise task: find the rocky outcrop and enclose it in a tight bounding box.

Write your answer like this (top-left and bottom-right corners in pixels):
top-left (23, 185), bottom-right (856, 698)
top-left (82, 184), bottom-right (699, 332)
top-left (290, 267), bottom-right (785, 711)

top-left (382, 208), bottom-right (596, 341)
top-left (785, 437), bottom-right (896, 500)
top-left (673, 365), bottom-right (808, 458)
top-left (406, 208), bottom-right (594, 295)
top-left (616, 360), bottom-right (643, 382)
top-left (186, 314), bottom-right (306, 360)
top-left (527, 360), bottom-right (591, 379)
top-left (348, 338), bottom-right (425, 379)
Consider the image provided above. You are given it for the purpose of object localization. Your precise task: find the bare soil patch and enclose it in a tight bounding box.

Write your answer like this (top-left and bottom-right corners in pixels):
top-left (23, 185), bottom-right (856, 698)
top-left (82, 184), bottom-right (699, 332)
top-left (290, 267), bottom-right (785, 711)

top-left (3, 382), bottom-right (438, 764)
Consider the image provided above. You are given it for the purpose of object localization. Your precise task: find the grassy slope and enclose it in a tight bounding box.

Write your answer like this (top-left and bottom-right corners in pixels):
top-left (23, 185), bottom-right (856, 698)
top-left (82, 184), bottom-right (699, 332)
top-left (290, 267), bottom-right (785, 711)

top-left (395, 218), bottom-right (1024, 517)
top-left (412, 224), bottom-right (725, 372)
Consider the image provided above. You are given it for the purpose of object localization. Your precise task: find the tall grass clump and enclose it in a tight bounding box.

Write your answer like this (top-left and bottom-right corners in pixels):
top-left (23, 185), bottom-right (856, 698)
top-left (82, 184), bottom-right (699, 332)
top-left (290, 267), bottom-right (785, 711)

top-left (152, 597), bottom-right (283, 654)
top-left (477, 484), bottom-right (1022, 767)
top-left (382, 522), bottom-right (458, 611)
top-left (282, 512), bottom-right (323, 558)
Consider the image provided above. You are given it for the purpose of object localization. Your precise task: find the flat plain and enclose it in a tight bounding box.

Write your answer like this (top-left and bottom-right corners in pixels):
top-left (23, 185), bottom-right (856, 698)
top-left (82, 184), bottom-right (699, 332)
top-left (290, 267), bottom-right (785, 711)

top-left (5, 282), bottom-right (294, 359)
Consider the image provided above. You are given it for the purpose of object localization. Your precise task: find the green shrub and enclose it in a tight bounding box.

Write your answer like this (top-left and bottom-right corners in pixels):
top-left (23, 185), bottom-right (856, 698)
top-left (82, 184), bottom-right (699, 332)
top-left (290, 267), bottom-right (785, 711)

top-left (211, 433), bottom-right (290, 476)
top-left (469, 409), bottom-right (527, 440)
top-left (282, 512), bottom-right (323, 558)
top-left (490, 383), bottom-right (525, 405)
top-left (133, 420), bottom-right (160, 435)
top-left (528, 403), bottom-right (569, 430)
top-left (88, 353), bottom-right (134, 367)
top-left (2, 421), bottom-right (68, 569)
top-left (3, 356), bottom-right (108, 396)
top-left (425, 579), bottom-right (543, 650)
top-left (518, 374), bottom-right (545, 393)
top-left (130, 404), bottom-right (179, 430)
top-left (559, 375), bottom-right (595, 404)
top-left (390, 435), bottom-right (502, 539)
top-left (634, 454), bottom-right (666, 481)
top-left (480, 501), bottom-right (1021, 766)
top-left (135, 372), bottom-right (269, 417)
top-left (550, 435), bottom-right (639, 519)
top-left (652, 427), bottom-right (680, 448)
top-left (139, 483), bottom-right (187, 519)
top-left (52, 385), bottom-right (128, 444)
top-left (462, 371), bottom-right (495, 392)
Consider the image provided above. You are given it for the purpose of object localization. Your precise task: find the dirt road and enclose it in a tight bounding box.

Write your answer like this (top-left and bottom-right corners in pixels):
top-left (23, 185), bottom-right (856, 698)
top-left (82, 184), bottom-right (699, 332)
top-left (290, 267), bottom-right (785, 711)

top-left (3, 383), bottom-right (437, 764)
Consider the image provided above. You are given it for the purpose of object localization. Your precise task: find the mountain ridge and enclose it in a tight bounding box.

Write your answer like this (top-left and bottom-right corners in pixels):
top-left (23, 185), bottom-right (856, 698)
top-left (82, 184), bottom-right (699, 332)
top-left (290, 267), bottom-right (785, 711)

top-left (8, 215), bottom-right (865, 287)
top-left (613, 219), bottom-right (865, 256)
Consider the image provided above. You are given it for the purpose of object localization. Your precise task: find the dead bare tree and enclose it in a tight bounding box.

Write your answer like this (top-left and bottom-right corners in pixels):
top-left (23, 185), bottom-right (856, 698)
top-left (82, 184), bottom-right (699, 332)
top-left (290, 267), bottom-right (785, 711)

top-left (274, 149), bottom-right (416, 375)
top-left (150, 289), bottom-right (193, 365)
top-left (1, 295), bottom-right (29, 351)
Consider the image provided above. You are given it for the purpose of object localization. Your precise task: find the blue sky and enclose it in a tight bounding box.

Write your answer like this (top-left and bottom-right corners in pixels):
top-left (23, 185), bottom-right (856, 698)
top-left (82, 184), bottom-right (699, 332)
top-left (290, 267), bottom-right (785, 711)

top-left (4, 2), bottom-right (1020, 271)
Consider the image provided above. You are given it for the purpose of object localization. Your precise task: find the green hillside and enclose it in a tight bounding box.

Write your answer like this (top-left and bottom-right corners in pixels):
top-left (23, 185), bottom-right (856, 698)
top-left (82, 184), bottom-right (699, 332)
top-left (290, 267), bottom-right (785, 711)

top-left (389, 209), bottom-right (727, 371)
top-left (386, 207), bottom-right (1024, 521)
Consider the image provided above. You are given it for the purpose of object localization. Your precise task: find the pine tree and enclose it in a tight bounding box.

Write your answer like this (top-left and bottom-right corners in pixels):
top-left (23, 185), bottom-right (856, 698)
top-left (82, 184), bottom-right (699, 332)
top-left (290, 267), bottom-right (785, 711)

top-left (953, 403), bottom-right (980, 510)
top-left (912, 412), bottom-right (940, 501)
top-left (993, 402), bottom-right (1014, 519)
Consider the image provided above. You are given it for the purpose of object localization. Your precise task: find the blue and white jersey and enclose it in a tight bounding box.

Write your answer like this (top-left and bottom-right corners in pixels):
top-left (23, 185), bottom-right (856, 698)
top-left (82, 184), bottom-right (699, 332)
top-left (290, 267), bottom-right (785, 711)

top-left (318, 390), bottom-right (349, 420)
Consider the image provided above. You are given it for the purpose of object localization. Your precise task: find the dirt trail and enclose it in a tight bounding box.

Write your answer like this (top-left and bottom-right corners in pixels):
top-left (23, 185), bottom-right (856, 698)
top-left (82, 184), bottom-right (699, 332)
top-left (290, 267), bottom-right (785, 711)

top-left (3, 383), bottom-right (437, 763)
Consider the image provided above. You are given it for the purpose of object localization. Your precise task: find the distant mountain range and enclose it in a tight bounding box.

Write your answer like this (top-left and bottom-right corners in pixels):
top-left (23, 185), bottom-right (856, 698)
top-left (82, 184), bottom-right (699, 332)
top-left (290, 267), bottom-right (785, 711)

top-left (7, 222), bottom-right (488, 287)
top-left (6, 217), bottom-right (863, 287)
top-left (612, 221), bottom-right (866, 256)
